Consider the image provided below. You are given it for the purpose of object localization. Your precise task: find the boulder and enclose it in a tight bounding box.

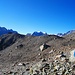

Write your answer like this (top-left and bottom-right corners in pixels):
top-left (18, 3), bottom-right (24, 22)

top-left (69, 49), bottom-right (75, 62)
top-left (40, 43), bottom-right (50, 51)
top-left (16, 44), bottom-right (23, 49)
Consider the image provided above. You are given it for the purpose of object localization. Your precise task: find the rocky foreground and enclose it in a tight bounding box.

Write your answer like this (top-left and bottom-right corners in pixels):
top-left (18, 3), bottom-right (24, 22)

top-left (0, 32), bottom-right (75, 75)
top-left (0, 51), bottom-right (75, 75)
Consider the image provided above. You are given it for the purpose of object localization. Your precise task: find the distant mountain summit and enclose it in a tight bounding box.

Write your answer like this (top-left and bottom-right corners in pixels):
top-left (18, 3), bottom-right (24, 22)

top-left (0, 26), bottom-right (17, 36)
top-left (32, 31), bottom-right (47, 36)
top-left (64, 30), bottom-right (75, 35)
top-left (57, 30), bottom-right (75, 36)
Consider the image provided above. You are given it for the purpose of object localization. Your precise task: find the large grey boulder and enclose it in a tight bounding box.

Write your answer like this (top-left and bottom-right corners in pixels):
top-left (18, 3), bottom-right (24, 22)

top-left (40, 43), bottom-right (50, 51)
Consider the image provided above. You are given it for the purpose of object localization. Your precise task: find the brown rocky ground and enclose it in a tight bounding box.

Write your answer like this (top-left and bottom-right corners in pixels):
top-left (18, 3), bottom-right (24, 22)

top-left (0, 32), bottom-right (75, 75)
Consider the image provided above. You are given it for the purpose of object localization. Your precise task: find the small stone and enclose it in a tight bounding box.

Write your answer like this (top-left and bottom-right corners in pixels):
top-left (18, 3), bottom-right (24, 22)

top-left (38, 53), bottom-right (41, 56)
top-left (18, 63), bottom-right (23, 66)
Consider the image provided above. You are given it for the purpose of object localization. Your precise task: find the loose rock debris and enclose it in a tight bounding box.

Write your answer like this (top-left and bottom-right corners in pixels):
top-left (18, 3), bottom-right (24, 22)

top-left (0, 50), bottom-right (75, 75)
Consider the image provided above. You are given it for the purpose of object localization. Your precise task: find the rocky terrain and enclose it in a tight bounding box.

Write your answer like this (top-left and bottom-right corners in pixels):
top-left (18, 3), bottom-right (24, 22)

top-left (0, 31), bottom-right (75, 75)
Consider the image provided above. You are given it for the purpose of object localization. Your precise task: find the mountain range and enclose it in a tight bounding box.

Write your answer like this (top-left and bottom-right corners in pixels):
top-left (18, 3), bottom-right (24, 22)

top-left (26, 31), bottom-right (47, 36)
top-left (0, 26), bottom-right (75, 37)
top-left (0, 26), bottom-right (75, 67)
top-left (0, 27), bottom-right (17, 36)
top-left (26, 30), bottom-right (75, 36)
top-left (57, 30), bottom-right (75, 36)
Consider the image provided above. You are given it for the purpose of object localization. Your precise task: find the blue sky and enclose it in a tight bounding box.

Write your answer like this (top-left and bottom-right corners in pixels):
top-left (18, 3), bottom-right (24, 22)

top-left (0, 0), bottom-right (75, 34)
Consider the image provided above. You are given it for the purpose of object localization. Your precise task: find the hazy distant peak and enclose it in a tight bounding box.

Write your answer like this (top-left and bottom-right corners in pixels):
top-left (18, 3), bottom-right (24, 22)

top-left (32, 31), bottom-right (47, 36)
top-left (57, 30), bottom-right (75, 37)
top-left (0, 26), bottom-right (17, 36)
